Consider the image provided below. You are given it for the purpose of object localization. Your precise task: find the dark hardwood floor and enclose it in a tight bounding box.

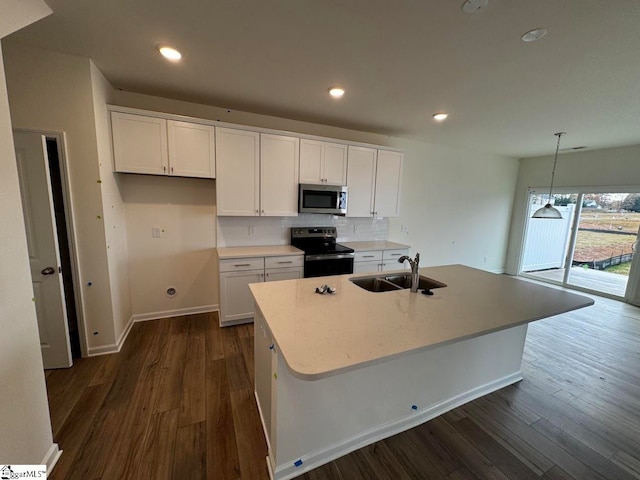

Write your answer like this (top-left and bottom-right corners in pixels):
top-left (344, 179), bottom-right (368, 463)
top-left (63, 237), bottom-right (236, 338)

top-left (46, 295), bottom-right (640, 479)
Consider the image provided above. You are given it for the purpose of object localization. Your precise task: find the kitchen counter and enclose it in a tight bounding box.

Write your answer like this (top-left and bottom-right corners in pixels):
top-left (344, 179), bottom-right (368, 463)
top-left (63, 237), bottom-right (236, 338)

top-left (251, 264), bottom-right (594, 478)
top-left (250, 264), bottom-right (593, 380)
top-left (340, 240), bottom-right (409, 251)
top-left (216, 245), bottom-right (303, 259)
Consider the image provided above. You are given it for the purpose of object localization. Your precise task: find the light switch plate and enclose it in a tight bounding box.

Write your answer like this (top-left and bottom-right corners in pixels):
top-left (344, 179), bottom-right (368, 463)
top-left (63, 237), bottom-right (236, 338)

top-left (152, 226), bottom-right (161, 238)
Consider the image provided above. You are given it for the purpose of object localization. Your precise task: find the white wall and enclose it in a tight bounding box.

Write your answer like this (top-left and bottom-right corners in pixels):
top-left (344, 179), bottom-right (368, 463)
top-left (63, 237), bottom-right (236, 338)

top-left (505, 144), bottom-right (640, 274)
top-left (90, 61), bottom-right (132, 343)
top-left (387, 140), bottom-right (518, 273)
top-left (0, 0), bottom-right (57, 464)
top-left (120, 174), bottom-right (216, 318)
top-left (3, 42), bottom-right (118, 353)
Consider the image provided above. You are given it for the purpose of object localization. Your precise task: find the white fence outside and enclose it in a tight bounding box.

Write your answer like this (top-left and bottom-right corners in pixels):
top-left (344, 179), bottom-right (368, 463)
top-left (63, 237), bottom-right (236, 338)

top-left (522, 204), bottom-right (575, 272)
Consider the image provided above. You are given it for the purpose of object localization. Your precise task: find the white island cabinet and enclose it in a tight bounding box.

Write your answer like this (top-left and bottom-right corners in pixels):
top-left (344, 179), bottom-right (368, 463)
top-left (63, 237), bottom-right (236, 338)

top-left (250, 265), bottom-right (594, 479)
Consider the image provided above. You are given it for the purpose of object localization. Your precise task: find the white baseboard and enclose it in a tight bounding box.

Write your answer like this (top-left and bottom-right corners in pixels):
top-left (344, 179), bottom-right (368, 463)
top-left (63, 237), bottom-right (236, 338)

top-left (42, 443), bottom-right (62, 475)
top-left (271, 371), bottom-right (523, 480)
top-left (87, 315), bottom-right (135, 357)
top-left (132, 304), bottom-right (218, 323)
top-left (87, 305), bottom-right (218, 356)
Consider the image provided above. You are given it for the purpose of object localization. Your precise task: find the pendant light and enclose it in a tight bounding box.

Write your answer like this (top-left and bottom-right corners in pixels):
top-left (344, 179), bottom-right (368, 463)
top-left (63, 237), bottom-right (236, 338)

top-left (532, 132), bottom-right (565, 219)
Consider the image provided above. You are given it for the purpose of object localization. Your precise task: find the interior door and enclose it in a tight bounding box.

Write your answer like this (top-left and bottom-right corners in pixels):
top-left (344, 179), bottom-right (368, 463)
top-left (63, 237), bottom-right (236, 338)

top-left (14, 131), bottom-right (73, 368)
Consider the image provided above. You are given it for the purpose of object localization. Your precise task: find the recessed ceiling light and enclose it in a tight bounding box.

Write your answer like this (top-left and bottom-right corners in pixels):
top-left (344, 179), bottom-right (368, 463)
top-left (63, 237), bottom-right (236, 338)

top-left (433, 113), bottom-right (448, 122)
top-left (329, 87), bottom-right (345, 98)
top-left (521, 29), bottom-right (547, 42)
top-left (158, 46), bottom-right (182, 61)
top-left (462, 0), bottom-right (488, 14)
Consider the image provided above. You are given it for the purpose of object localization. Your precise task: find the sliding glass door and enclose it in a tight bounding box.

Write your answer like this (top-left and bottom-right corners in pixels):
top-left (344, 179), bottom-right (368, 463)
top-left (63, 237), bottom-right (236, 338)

top-left (521, 190), bottom-right (640, 301)
top-left (566, 193), bottom-right (640, 296)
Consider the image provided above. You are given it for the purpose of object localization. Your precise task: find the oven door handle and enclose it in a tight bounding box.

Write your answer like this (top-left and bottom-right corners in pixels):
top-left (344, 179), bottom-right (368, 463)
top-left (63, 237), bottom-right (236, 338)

top-left (305, 253), bottom-right (355, 262)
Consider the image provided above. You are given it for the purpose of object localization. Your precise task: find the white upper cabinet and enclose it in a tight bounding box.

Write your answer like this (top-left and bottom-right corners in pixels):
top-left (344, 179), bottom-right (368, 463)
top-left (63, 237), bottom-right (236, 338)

top-left (216, 127), bottom-right (260, 216)
top-left (374, 150), bottom-right (403, 218)
top-left (346, 146), bottom-right (403, 218)
top-left (167, 120), bottom-right (215, 178)
top-left (111, 112), bottom-right (168, 175)
top-left (260, 133), bottom-right (299, 216)
top-left (299, 139), bottom-right (347, 185)
top-left (346, 146), bottom-right (377, 217)
top-left (111, 112), bottom-right (216, 178)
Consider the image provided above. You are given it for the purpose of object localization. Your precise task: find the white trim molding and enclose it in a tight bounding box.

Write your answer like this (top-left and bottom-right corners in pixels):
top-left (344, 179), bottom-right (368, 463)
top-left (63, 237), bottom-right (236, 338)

top-left (41, 443), bottom-right (62, 473)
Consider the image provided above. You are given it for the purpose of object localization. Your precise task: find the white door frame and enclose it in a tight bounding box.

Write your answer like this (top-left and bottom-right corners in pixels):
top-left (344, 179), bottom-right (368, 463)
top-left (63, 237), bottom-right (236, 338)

top-left (15, 128), bottom-right (88, 358)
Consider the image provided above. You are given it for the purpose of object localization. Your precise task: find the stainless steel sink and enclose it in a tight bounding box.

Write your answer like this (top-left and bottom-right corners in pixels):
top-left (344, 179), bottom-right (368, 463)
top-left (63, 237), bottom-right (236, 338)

top-left (350, 273), bottom-right (447, 293)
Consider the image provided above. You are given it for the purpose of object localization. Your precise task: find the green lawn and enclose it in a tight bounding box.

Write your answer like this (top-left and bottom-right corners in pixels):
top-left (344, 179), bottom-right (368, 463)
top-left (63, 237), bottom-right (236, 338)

top-left (605, 262), bottom-right (632, 275)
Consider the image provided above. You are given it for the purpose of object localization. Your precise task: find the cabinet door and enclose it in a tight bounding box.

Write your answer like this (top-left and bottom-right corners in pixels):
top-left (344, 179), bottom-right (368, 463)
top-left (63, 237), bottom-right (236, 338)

top-left (299, 139), bottom-right (323, 184)
top-left (346, 146), bottom-right (377, 217)
top-left (111, 112), bottom-right (168, 175)
top-left (374, 150), bottom-right (403, 217)
top-left (265, 267), bottom-right (303, 282)
top-left (260, 133), bottom-right (299, 216)
top-left (216, 127), bottom-right (260, 216)
top-left (353, 261), bottom-right (382, 274)
top-left (219, 269), bottom-right (263, 325)
top-left (167, 120), bottom-right (215, 178)
top-left (323, 142), bottom-right (348, 185)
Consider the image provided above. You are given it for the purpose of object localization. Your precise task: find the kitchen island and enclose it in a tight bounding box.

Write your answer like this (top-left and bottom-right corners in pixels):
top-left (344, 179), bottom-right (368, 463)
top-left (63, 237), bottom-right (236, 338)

top-left (250, 265), bottom-right (594, 479)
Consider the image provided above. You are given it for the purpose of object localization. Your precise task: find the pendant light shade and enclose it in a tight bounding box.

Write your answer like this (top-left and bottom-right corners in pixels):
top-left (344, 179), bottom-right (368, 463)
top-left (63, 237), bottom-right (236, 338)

top-left (532, 132), bottom-right (565, 219)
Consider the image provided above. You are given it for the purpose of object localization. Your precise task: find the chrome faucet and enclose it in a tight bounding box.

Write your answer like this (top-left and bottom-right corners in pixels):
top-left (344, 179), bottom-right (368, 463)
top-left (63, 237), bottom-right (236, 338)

top-left (398, 253), bottom-right (420, 292)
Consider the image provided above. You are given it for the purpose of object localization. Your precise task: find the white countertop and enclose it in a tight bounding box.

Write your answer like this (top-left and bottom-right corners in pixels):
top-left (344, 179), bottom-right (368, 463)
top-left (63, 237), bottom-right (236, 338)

top-left (340, 241), bottom-right (410, 251)
top-left (249, 265), bottom-right (594, 380)
top-left (217, 245), bottom-right (304, 259)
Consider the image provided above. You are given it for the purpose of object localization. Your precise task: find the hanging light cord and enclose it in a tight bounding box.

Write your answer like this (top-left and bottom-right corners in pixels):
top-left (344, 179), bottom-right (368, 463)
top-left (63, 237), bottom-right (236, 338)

top-left (547, 132), bottom-right (565, 204)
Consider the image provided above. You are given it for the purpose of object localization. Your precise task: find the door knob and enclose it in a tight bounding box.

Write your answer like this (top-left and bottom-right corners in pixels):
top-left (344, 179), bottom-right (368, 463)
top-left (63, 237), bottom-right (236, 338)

top-left (41, 266), bottom-right (56, 275)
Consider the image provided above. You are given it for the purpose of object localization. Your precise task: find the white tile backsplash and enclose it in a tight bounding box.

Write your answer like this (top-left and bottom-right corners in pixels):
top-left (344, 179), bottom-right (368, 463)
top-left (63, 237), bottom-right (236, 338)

top-left (217, 215), bottom-right (388, 247)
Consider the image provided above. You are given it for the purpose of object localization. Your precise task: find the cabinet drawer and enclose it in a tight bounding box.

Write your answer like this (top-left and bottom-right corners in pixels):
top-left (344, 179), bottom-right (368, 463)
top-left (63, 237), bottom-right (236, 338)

top-left (383, 249), bottom-right (409, 261)
top-left (265, 255), bottom-right (304, 269)
top-left (220, 257), bottom-right (265, 272)
top-left (354, 250), bottom-right (383, 262)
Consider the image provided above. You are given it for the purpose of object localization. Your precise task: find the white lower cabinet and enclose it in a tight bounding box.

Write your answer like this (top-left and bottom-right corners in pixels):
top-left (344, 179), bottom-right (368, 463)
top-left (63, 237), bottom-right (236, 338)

top-left (353, 249), bottom-right (409, 274)
top-left (219, 255), bottom-right (303, 326)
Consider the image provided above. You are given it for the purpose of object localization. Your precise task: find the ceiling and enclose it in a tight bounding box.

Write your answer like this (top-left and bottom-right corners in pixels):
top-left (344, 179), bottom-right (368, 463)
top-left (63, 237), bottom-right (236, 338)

top-left (6, 0), bottom-right (640, 158)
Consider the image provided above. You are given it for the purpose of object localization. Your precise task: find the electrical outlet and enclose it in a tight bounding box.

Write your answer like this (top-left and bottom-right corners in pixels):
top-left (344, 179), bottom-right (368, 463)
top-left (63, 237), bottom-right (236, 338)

top-left (483, 256), bottom-right (488, 263)
top-left (401, 225), bottom-right (408, 233)
top-left (248, 225), bottom-right (255, 236)
top-left (152, 226), bottom-right (161, 238)
top-left (353, 225), bottom-right (359, 233)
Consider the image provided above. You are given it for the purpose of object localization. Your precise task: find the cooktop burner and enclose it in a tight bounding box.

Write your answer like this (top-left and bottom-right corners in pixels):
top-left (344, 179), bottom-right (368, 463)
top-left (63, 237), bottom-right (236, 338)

top-left (290, 227), bottom-right (354, 256)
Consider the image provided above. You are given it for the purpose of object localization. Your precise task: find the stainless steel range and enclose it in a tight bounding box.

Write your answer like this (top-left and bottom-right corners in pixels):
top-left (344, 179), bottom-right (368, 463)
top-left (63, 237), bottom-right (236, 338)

top-left (291, 227), bottom-right (355, 278)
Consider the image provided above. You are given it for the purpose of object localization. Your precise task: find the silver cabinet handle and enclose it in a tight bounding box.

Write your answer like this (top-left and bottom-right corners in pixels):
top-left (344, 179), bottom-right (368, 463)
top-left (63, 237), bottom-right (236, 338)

top-left (277, 261), bottom-right (293, 264)
top-left (363, 255), bottom-right (375, 258)
top-left (234, 263), bottom-right (251, 267)
top-left (390, 253), bottom-right (401, 256)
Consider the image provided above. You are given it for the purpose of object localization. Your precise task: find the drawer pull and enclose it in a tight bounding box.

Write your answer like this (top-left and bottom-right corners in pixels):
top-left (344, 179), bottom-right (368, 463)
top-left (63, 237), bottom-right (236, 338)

top-left (363, 255), bottom-right (376, 258)
top-left (234, 263), bottom-right (252, 267)
top-left (390, 253), bottom-right (401, 256)
top-left (277, 261), bottom-right (293, 264)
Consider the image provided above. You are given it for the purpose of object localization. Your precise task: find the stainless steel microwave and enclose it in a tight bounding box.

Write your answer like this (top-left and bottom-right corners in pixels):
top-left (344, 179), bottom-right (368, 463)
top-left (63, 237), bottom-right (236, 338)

top-left (298, 184), bottom-right (348, 215)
